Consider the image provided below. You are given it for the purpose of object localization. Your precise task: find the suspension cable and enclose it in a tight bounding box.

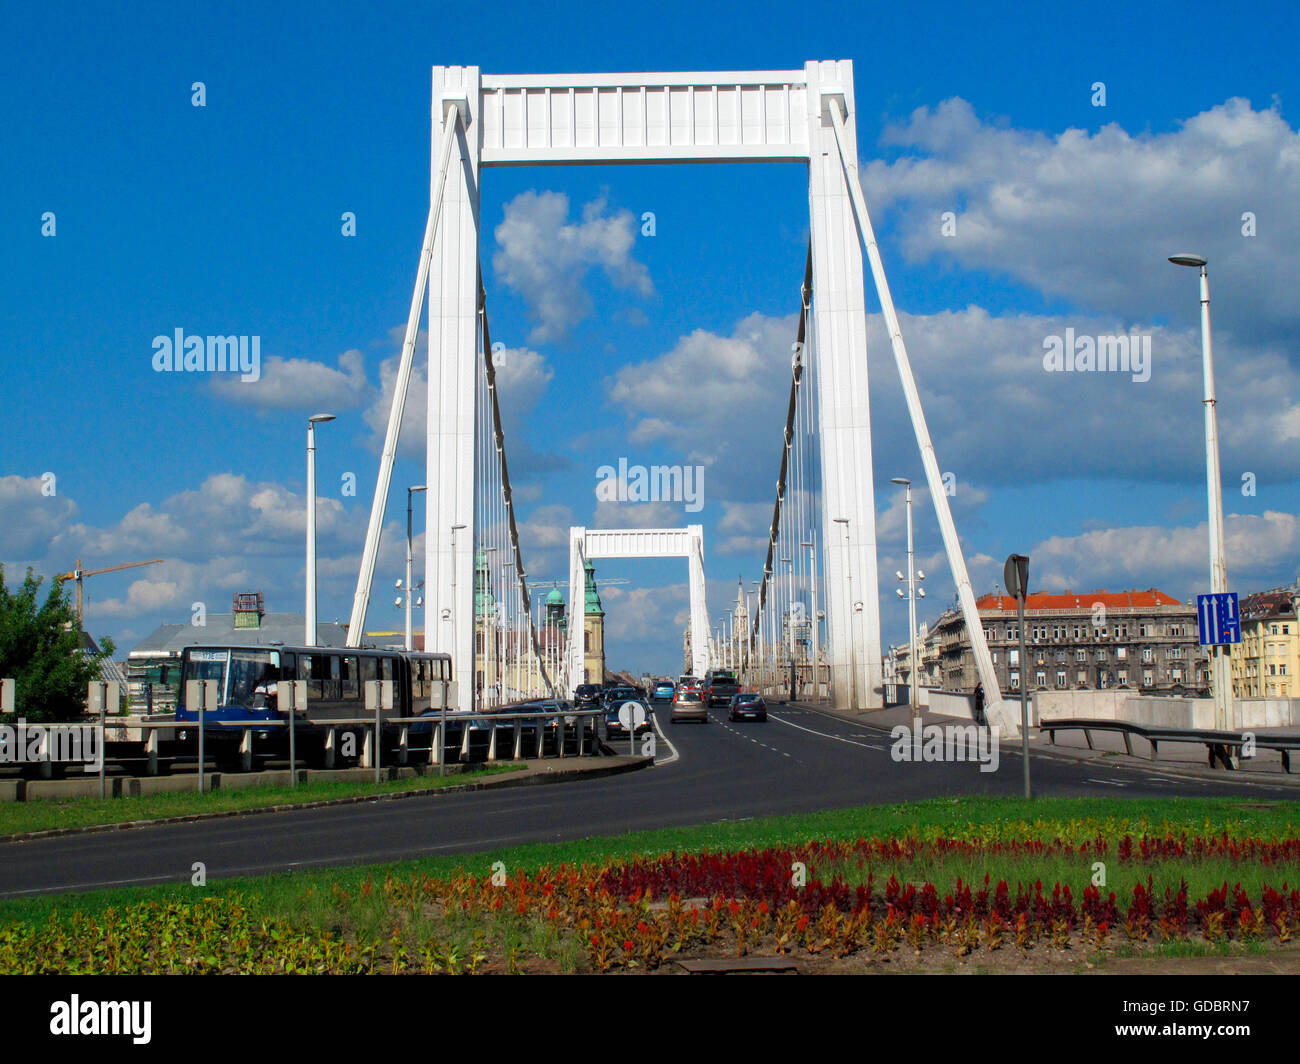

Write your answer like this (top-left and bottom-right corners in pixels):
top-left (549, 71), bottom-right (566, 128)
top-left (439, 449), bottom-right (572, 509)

top-left (478, 273), bottom-right (556, 697)
top-left (754, 242), bottom-right (813, 647)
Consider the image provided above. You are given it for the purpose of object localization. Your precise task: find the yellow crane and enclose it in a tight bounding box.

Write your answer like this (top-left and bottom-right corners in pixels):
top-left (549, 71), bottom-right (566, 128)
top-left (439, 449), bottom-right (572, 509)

top-left (57, 558), bottom-right (163, 623)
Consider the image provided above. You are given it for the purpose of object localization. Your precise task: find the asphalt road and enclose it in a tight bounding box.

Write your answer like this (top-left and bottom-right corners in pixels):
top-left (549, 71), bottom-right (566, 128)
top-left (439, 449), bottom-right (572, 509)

top-left (1, 700), bottom-right (1296, 898)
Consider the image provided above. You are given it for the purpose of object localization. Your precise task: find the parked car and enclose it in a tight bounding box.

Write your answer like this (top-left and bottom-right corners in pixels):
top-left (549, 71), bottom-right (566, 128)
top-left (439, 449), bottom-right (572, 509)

top-left (670, 688), bottom-right (707, 723)
top-left (728, 692), bottom-right (767, 722)
top-left (652, 680), bottom-right (675, 701)
top-left (704, 669), bottom-right (739, 707)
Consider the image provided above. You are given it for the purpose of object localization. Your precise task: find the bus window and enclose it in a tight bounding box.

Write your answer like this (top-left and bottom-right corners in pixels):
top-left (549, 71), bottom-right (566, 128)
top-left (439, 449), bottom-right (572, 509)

top-left (360, 656), bottom-right (378, 689)
top-left (341, 656), bottom-right (358, 700)
top-left (380, 657), bottom-right (395, 682)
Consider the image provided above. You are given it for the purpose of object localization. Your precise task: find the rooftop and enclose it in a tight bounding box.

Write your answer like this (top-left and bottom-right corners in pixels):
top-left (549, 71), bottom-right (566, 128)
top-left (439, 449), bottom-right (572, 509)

top-left (975, 588), bottom-right (1183, 612)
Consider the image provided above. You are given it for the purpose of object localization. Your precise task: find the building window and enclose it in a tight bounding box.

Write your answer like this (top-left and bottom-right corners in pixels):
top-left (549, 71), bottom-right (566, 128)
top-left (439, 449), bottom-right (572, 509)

top-left (1142, 648), bottom-right (1155, 663)
top-left (1075, 650), bottom-right (1087, 662)
top-left (1118, 670), bottom-right (1128, 686)
top-left (1116, 646), bottom-right (1127, 660)
top-left (1142, 669), bottom-right (1154, 687)
top-left (1035, 670), bottom-right (1047, 687)
top-left (1097, 650), bottom-right (1107, 662)
top-left (1009, 671), bottom-right (1020, 690)
top-left (1056, 670), bottom-right (1067, 688)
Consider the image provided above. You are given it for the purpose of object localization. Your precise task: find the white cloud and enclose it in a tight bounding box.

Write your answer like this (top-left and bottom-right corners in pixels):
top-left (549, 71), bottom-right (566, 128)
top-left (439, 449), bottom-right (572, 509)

top-left (607, 305), bottom-right (1300, 499)
top-left (493, 191), bottom-right (653, 343)
top-left (212, 349), bottom-right (370, 409)
top-left (863, 96), bottom-right (1300, 341)
top-left (1028, 509), bottom-right (1300, 597)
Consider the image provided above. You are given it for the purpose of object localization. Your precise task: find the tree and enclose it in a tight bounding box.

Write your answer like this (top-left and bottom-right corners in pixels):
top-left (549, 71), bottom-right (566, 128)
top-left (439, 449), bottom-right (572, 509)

top-left (0, 566), bottom-right (115, 723)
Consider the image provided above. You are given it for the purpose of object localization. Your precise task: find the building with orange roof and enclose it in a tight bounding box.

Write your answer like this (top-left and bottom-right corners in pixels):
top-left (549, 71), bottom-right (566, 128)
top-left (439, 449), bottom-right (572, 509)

top-left (923, 587), bottom-right (1208, 695)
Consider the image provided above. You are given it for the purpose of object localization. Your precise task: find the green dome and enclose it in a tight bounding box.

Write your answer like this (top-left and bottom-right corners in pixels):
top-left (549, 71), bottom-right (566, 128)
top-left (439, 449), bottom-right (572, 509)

top-left (546, 588), bottom-right (565, 605)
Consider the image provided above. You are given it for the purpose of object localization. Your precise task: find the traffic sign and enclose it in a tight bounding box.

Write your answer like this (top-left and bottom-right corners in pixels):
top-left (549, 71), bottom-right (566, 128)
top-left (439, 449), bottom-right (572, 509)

top-left (1197, 592), bottom-right (1241, 646)
top-left (618, 701), bottom-right (646, 731)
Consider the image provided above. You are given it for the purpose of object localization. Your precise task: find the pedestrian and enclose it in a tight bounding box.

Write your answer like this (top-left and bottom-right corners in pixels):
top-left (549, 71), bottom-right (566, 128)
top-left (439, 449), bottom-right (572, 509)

top-left (973, 682), bottom-right (985, 725)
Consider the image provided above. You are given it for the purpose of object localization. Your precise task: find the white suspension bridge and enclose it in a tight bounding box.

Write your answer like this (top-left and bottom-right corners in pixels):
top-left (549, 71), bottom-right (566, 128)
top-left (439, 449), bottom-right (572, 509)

top-left (339, 61), bottom-right (1016, 735)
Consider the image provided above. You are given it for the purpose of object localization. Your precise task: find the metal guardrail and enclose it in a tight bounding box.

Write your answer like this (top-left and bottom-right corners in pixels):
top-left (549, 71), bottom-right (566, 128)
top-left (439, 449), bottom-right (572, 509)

top-left (1039, 717), bottom-right (1300, 772)
top-left (4, 708), bottom-right (606, 796)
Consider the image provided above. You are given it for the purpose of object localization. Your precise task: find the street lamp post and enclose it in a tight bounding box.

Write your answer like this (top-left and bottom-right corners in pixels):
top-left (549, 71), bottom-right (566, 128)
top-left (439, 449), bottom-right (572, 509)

top-left (1170, 253), bottom-right (1234, 731)
top-left (891, 478), bottom-right (921, 728)
top-left (404, 485), bottom-right (427, 651)
top-left (305, 414), bottom-right (336, 646)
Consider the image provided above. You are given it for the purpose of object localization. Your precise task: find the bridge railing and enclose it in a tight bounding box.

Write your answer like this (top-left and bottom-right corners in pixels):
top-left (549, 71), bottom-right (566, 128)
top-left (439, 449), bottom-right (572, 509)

top-left (1, 703), bottom-right (606, 796)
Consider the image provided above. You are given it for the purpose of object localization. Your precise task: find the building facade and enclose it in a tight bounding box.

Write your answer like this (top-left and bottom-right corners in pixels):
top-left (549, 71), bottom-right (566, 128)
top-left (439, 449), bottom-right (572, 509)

top-left (925, 588), bottom-right (1209, 695)
top-left (1232, 585), bottom-right (1298, 699)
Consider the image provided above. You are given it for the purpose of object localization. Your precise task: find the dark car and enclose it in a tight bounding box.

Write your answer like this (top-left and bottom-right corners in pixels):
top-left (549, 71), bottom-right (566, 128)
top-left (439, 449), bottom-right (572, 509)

top-left (704, 669), bottom-right (739, 707)
top-left (728, 692), bottom-right (767, 722)
top-left (602, 685), bottom-right (639, 708)
top-left (605, 695), bottom-right (653, 738)
top-left (574, 683), bottom-right (603, 709)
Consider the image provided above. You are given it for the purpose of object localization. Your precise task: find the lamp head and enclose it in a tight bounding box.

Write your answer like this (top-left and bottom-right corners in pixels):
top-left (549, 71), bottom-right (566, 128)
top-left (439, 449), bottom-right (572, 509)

top-left (309, 413), bottom-right (336, 424)
top-left (1168, 253), bottom-right (1207, 268)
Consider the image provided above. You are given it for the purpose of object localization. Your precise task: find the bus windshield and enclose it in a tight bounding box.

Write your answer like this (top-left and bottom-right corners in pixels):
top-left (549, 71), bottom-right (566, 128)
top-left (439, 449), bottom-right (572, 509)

top-left (181, 649), bottom-right (280, 709)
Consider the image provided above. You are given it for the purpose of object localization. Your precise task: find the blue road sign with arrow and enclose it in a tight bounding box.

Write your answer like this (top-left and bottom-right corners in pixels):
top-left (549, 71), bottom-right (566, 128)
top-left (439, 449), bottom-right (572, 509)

top-left (1197, 592), bottom-right (1241, 646)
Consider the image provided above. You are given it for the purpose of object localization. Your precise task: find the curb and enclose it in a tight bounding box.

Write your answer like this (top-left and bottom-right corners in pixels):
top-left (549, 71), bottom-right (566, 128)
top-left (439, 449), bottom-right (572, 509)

top-left (0, 756), bottom-right (652, 845)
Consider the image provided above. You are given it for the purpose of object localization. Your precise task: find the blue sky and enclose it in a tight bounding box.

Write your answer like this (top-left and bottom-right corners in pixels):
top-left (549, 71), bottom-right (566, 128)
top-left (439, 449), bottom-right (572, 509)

top-left (3, 0), bottom-right (1298, 674)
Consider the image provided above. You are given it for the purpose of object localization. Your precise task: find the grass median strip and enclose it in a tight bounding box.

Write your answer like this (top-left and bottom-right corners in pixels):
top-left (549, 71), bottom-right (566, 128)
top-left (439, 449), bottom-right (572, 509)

top-left (4, 795), bottom-right (1300, 974)
top-left (0, 763), bottom-right (523, 839)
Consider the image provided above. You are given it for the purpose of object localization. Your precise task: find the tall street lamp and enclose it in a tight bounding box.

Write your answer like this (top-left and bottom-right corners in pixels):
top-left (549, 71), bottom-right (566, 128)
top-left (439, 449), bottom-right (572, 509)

top-left (1169, 253), bottom-right (1233, 730)
top-left (305, 413), bottom-right (335, 646)
top-left (404, 485), bottom-right (427, 651)
top-left (891, 477), bottom-right (925, 727)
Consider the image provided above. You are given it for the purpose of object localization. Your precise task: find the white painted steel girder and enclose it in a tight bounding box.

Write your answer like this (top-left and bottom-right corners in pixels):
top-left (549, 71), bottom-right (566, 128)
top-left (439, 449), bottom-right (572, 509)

top-left (566, 526), bottom-right (710, 691)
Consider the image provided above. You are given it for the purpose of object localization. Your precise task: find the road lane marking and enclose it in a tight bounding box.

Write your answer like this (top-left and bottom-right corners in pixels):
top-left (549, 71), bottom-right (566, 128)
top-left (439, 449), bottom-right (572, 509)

top-left (767, 712), bottom-right (885, 751)
top-left (651, 711), bottom-right (680, 766)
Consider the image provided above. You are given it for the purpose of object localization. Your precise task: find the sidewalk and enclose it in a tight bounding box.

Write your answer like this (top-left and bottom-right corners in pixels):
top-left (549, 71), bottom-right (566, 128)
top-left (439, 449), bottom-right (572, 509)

top-left (780, 699), bottom-right (1300, 787)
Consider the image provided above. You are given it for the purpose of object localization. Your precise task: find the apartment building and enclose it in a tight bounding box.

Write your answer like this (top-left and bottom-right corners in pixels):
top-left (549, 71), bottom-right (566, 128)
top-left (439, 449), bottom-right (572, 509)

top-left (925, 588), bottom-right (1208, 695)
top-left (1232, 586), bottom-right (1298, 698)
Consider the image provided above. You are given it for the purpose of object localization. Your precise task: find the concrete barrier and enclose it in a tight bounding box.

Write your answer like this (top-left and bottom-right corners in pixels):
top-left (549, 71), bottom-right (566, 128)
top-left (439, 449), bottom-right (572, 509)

top-left (24, 778), bottom-right (118, 801)
top-left (0, 780), bottom-right (24, 802)
top-left (124, 774), bottom-right (219, 797)
top-left (927, 690), bottom-right (975, 719)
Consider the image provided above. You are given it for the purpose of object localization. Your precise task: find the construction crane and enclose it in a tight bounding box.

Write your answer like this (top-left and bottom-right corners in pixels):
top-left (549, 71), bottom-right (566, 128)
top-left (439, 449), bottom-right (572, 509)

top-left (57, 558), bottom-right (163, 623)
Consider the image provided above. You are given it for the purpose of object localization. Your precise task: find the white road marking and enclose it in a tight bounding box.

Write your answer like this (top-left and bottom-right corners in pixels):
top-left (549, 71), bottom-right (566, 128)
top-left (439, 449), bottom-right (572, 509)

top-left (651, 711), bottom-right (680, 766)
top-left (1083, 778), bottom-right (1127, 787)
top-left (767, 712), bottom-right (885, 751)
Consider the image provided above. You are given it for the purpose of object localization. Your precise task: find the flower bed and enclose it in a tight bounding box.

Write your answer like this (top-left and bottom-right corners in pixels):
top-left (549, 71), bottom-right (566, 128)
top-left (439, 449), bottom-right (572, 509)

top-left (4, 833), bottom-right (1299, 973)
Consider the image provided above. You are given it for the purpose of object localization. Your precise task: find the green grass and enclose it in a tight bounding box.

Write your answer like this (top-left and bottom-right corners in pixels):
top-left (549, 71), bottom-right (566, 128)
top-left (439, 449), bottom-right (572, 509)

top-left (0, 763), bottom-right (523, 838)
top-left (2, 794), bottom-right (1298, 930)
